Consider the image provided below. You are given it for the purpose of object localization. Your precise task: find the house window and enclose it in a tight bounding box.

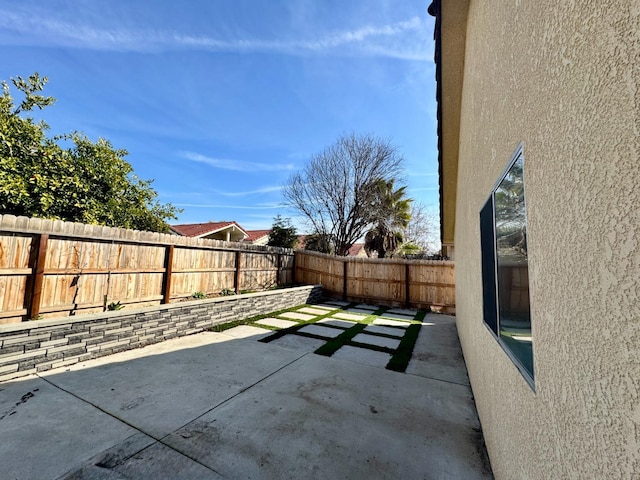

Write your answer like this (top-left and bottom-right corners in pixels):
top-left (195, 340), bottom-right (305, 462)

top-left (480, 145), bottom-right (534, 384)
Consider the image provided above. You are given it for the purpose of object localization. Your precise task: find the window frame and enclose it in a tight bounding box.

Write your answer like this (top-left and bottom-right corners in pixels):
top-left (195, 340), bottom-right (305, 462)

top-left (480, 143), bottom-right (535, 389)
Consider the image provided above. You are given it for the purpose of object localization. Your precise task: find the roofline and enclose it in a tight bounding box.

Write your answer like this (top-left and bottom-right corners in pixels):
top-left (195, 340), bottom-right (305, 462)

top-left (170, 222), bottom-right (249, 239)
top-left (428, 0), bottom-right (444, 247)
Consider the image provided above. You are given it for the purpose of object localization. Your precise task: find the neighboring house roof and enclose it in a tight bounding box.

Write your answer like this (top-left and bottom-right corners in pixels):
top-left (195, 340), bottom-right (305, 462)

top-left (245, 229), bottom-right (271, 243)
top-left (296, 235), bottom-right (308, 249)
top-left (348, 243), bottom-right (367, 257)
top-left (170, 221), bottom-right (248, 239)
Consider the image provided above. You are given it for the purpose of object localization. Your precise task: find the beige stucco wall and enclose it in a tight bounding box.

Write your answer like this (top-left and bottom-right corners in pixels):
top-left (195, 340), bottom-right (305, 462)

top-left (452, 1), bottom-right (640, 478)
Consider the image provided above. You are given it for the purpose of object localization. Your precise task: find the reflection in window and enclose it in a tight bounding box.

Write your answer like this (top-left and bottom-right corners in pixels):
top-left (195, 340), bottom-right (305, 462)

top-left (480, 145), bottom-right (533, 382)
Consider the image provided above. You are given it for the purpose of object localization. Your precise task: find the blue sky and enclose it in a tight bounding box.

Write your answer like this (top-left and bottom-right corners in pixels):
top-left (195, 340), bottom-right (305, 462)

top-left (0, 0), bottom-right (438, 232)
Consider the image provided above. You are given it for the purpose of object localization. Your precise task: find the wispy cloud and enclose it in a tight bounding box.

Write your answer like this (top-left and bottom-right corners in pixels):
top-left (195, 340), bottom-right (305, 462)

top-left (182, 152), bottom-right (294, 173)
top-left (214, 186), bottom-right (283, 197)
top-left (0, 9), bottom-right (430, 60)
top-left (174, 203), bottom-right (282, 209)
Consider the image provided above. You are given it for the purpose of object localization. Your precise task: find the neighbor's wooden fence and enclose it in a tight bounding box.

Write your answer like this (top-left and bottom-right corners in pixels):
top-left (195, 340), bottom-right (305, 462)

top-left (0, 215), bottom-right (294, 324)
top-left (294, 251), bottom-right (455, 311)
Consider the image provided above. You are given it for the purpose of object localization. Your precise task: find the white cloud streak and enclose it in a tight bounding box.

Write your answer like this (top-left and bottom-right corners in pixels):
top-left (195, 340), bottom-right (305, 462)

top-left (214, 186), bottom-right (283, 197)
top-left (182, 152), bottom-right (294, 173)
top-left (174, 203), bottom-right (282, 210)
top-left (0, 10), bottom-right (430, 60)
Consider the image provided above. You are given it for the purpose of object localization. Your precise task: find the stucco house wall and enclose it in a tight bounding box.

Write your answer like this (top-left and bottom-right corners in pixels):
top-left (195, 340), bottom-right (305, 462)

top-left (445, 1), bottom-right (640, 478)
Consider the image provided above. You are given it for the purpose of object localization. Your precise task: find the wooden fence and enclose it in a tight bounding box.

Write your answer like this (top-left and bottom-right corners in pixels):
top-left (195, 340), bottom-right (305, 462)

top-left (294, 251), bottom-right (455, 311)
top-left (0, 215), bottom-right (294, 324)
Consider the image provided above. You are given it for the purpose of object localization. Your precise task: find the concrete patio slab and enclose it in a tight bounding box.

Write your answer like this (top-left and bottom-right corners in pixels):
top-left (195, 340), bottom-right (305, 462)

top-left (63, 434), bottom-right (223, 479)
top-left (373, 318), bottom-right (411, 328)
top-left (162, 354), bottom-right (491, 479)
top-left (0, 307), bottom-right (491, 480)
top-left (40, 333), bottom-right (303, 439)
top-left (331, 345), bottom-right (392, 368)
top-left (221, 325), bottom-right (271, 339)
top-left (0, 377), bottom-right (138, 480)
top-left (363, 324), bottom-right (405, 337)
top-left (279, 311), bottom-right (316, 321)
top-left (255, 318), bottom-right (298, 329)
top-left (317, 319), bottom-right (356, 329)
top-left (297, 307), bottom-right (331, 316)
top-left (269, 335), bottom-right (326, 352)
top-left (406, 314), bottom-right (471, 386)
top-left (298, 324), bottom-right (344, 338)
top-left (332, 312), bottom-right (367, 321)
top-left (352, 333), bottom-right (401, 350)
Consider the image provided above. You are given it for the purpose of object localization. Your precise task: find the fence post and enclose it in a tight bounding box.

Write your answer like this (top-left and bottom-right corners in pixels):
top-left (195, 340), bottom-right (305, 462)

top-left (292, 252), bottom-right (297, 285)
top-left (276, 253), bottom-right (282, 286)
top-left (342, 260), bottom-right (348, 301)
top-left (234, 251), bottom-right (242, 293)
top-left (27, 233), bottom-right (49, 320)
top-left (162, 245), bottom-right (174, 304)
top-left (405, 263), bottom-right (411, 308)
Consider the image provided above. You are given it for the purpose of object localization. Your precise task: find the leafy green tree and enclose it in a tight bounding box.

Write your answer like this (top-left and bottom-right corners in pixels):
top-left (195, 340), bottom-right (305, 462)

top-left (302, 232), bottom-right (335, 254)
top-left (267, 215), bottom-right (298, 248)
top-left (364, 178), bottom-right (412, 258)
top-left (0, 73), bottom-right (179, 232)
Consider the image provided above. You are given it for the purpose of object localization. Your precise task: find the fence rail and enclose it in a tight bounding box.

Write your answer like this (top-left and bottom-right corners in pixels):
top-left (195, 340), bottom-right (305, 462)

top-left (0, 215), bottom-right (294, 324)
top-left (294, 251), bottom-right (455, 311)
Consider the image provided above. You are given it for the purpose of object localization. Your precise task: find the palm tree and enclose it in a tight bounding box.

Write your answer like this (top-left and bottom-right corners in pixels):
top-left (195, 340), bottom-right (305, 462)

top-left (364, 179), bottom-right (412, 258)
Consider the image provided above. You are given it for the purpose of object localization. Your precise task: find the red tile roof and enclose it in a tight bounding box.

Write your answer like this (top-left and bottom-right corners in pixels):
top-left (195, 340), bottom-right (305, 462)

top-left (170, 221), bottom-right (247, 238)
top-left (348, 243), bottom-right (366, 256)
top-left (245, 229), bottom-right (271, 242)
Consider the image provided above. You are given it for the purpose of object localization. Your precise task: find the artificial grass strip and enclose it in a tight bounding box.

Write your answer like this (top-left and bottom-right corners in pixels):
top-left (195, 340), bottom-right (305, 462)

top-left (314, 323), bottom-right (367, 356)
top-left (414, 309), bottom-right (428, 322)
top-left (386, 323), bottom-right (422, 372)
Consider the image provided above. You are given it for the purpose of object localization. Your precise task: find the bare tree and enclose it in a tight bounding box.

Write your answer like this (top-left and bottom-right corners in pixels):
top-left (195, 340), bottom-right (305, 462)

top-left (402, 202), bottom-right (439, 254)
top-left (284, 133), bottom-right (404, 256)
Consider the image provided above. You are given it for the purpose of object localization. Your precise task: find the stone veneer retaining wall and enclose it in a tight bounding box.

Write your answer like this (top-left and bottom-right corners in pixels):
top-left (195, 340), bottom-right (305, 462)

top-left (0, 285), bottom-right (322, 383)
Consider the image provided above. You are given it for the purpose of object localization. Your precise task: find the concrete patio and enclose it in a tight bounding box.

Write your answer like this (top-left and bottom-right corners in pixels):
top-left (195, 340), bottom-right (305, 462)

top-left (0, 304), bottom-right (492, 479)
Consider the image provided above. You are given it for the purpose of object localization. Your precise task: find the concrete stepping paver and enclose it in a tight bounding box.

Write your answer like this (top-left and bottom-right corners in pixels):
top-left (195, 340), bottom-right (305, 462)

top-left (332, 345), bottom-right (392, 368)
top-left (324, 300), bottom-right (350, 307)
top-left (298, 307), bottom-right (331, 316)
top-left (317, 319), bottom-right (356, 329)
top-left (380, 312), bottom-right (415, 321)
top-left (332, 312), bottom-right (367, 321)
top-left (298, 324), bottom-right (344, 338)
top-left (373, 318), bottom-right (411, 328)
top-left (364, 325), bottom-right (405, 338)
top-left (354, 304), bottom-right (378, 311)
top-left (345, 308), bottom-right (376, 315)
top-left (279, 311), bottom-right (316, 321)
top-left (270, 334), bottom-right (326, 352)
top-left (309, 303), bottom-right (340, 311)
top-left (352, 333), bottom-right (401, 350)
top-left (222, 325), bottom-right (271, 339)
top-left (387, 308), bottom-right (418, 317)
top-left (255, 318), bottom-right (298, 329)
